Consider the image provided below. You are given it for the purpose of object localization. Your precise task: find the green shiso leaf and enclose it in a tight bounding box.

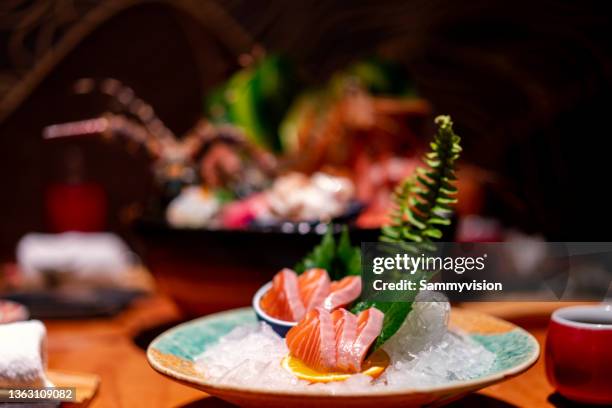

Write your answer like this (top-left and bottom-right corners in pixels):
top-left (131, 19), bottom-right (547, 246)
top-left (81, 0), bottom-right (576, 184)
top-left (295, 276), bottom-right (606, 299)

top-left (294, 229), bottom-right (336, 274)
top-left (294, 226), bottom-right (361, 280)
top-left (336, 227), bottom-right (362, 278)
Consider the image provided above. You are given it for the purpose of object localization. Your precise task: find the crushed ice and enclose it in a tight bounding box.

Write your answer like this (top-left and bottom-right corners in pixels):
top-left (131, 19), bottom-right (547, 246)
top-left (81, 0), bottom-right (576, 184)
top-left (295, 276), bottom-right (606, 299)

top-left (195, 293), bottom-right (495, 394)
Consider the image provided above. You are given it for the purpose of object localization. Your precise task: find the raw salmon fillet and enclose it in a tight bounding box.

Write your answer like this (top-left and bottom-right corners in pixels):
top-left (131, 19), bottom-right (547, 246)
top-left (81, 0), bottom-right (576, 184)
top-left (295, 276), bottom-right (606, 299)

top-left (285, 308), bottom-right (337, 372)
top-left (323, 276), bottom-right (362, 311)
top-left (260, 268), bottom-right (305, 321)
top-left (349, 307), bottom-right (384, 372)
top-left (331, 308), bottom-right (357, 371)
top-left (298, 268), bottom-right (331, 311)
top-left (262, 269), bottom-right (362, 322)
top-left (286, 307), bottom-right (384, 373)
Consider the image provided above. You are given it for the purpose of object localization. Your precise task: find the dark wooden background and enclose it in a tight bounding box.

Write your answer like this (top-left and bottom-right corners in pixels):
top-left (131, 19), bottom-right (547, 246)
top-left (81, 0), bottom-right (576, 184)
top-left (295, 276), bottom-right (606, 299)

top-left (1, 0), bottom-right (611, 259)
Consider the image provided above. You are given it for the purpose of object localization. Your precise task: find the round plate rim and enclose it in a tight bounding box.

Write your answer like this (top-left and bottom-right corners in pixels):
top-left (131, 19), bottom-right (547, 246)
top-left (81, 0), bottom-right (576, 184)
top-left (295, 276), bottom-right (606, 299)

top-left (147, 306), bottom-right (540, 398)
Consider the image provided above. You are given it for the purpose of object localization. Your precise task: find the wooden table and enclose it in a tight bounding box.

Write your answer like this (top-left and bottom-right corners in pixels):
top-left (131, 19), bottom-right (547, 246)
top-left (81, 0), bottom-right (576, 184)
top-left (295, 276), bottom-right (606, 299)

top-left (45, 296), bottom-right (559, 408)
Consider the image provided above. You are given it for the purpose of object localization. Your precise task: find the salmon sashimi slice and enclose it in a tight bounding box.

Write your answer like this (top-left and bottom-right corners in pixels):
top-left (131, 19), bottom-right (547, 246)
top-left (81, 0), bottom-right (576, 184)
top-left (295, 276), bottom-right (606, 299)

top-left (298, 268), bottom-right (331, 311)
top-left (263, 269), bottom-right (360, 323)
top-left (331, 308), bottom-right (357, 372)
top-left (286, 308), bottom-right (337, 372)
top-left (286, 307), bottom-right (384, 374)
top-left (348, 308), bottom-right (385, 372)
top-left (260, 268), bottom-right (305, 321)
top-left (323, 276), bottom-right (362, 311)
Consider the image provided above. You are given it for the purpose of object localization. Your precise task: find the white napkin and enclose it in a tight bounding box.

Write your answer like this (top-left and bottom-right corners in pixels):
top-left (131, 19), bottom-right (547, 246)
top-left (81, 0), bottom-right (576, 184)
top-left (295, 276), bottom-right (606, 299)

top-left (16, 232), bottom-right (135, 288)
top-left (0, 320), bottom-right (51, 388)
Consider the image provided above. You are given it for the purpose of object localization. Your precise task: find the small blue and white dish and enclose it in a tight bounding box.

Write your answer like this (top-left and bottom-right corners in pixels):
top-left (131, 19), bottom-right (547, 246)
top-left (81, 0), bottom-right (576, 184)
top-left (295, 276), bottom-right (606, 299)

top-left (252, 282), bottom-right (296, 337)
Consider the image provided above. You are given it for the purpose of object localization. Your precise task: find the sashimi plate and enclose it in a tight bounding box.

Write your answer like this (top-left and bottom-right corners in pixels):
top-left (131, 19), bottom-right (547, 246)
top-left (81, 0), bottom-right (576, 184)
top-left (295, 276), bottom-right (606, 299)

top-left (147, 307), bottom-right (539, 408)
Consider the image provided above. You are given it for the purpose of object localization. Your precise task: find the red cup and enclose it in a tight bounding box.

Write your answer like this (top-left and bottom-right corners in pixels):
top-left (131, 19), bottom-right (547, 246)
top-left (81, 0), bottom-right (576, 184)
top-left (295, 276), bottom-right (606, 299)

top-left (546, 304), bottom-right (612, 404)
top-left (45, 182), bottom-right (107, 232)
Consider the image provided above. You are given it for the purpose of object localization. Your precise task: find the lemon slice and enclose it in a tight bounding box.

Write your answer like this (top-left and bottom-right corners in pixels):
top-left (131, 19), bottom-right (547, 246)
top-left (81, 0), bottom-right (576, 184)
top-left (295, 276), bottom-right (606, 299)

top-left (281, 349), bottom-right (390, 383)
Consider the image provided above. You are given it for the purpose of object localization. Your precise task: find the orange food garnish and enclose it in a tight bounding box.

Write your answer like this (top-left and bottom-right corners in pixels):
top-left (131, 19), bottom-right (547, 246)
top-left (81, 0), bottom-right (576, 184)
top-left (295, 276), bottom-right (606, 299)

top-left (281, 349), bottom-right (390, 383)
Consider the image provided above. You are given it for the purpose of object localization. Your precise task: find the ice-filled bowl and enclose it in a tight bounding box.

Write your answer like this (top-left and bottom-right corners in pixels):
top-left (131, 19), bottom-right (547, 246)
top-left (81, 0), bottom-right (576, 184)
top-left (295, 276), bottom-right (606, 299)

top-left (252, 281), bottom-right (297, 337)
top-left (148, 307), bottom-right (540, 408)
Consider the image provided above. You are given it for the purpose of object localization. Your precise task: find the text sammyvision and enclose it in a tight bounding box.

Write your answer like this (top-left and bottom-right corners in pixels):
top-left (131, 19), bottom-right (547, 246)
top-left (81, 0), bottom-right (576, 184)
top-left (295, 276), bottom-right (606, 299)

top-left (370, 253), bottom-right (503, 293)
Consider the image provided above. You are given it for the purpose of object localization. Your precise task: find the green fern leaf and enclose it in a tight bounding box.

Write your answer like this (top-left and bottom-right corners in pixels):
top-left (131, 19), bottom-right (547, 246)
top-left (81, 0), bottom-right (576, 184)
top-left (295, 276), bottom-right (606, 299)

top-left (380, 115), bottom-right (462, 244)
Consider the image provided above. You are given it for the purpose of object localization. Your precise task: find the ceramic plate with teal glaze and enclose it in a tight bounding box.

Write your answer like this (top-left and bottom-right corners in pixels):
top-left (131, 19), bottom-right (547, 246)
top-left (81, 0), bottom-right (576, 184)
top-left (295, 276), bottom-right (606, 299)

top-left (147, 307), bottom-right (539, 408)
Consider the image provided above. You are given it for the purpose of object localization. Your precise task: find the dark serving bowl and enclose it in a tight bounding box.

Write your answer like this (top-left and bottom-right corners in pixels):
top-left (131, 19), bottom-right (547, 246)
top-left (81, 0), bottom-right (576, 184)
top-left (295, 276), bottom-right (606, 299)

top-left (131, 218), bottom-right (379, 317)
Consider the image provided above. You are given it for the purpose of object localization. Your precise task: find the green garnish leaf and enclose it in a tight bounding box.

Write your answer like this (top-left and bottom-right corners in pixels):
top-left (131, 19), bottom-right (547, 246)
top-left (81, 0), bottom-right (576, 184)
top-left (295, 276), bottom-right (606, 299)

top-left (294, 229), bottom-right (336, 274)
top-left (336, 227), bottom-right (362, 277)
top-left (380, 115), bottom-right (461, 245)
top-left (214, 188), bottom-right (235, 203)
top-left (294, 226), bottom-right (361, 280)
